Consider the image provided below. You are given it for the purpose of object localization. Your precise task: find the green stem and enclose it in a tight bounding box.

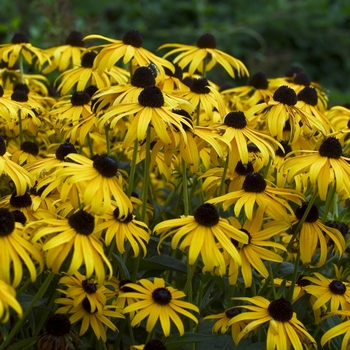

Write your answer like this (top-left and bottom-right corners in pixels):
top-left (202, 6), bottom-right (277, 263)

top-left (87, 132), bottom-right (94, 158)
top-left (322, 183), bottom-right (336, 222)
top-left (0, 271), bottom-right (54, 350)
top-left (19, 53), bottom-right (25, 84)
top-left (114, 319), bottom-right (127, 350)
top-left (140, 127), bottom-right (151, 221)
top-left (218, 153), bottom-right (229, 196)
top-left (183, 259), bottom-right (198, 297)
top-left (287, 249), bottom-right (301, 303)
top-left (267, 261), bottom-right (277, 300)
top-left (18, 109), bottom-right (23, 145)
top-left (182, 159), bottom-right (190, 215)
top-left (105, 124), bottom-right (111, 156)
top-left (196, 102), bottom-right (201, 126)
top-left (127, 138), bottom-right (139, 198)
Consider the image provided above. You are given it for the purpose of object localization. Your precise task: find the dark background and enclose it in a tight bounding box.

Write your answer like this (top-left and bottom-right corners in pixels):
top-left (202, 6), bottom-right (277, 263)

top-left (2, 0), bottom-right (350, 105)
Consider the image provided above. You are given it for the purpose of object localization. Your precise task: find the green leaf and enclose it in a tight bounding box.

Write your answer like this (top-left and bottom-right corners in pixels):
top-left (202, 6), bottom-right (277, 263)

top-left (112, 253), bottom-right (130, 279)
top-left (166, 332), bottom-right (219, 349)
top-left (138, 255), bottom-right (188, 274)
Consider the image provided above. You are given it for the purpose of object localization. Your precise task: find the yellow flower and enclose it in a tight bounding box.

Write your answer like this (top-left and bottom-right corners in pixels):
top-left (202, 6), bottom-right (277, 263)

top-left (121, 277), bottom-right (199, 336)
top-left (0, 279), bottom-right (22, 323)
top-left (154, 203), bottom-right (248, 275)
top-left (230, 296), bottom-right (316, 349)
top-left (84, 30), bottom-right (174, 79)
top-left (159, 33), bottom-right (249, 78)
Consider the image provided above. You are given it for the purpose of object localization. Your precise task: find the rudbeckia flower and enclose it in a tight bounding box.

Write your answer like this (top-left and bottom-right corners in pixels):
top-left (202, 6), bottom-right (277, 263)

top-left (282, 136), bottom-right (350, 200)
top-left (208, 172), bottom-right (304, 222)
top-left (0, 208), bottom-right (43, 287)
top-left (36, 314), bottom-right (80, 349)
top-left (84, 30), bottom-right (174, 79)
top-left (10, 140), bottom-right (40, 165)
top-left (204, 307), bottom-right (248, 345)
top-left (230, 296), bottom-right (316, 349)
top-left (30, 209), bottom-right (112, 286)
top-left (304, 272), bottom-right (350, 312)
top-left (154, 203), bottom-right (248, 275)
top-left (55, 296), bottom-right (124, 342)
top-left (224, 206), bottom-right (288, 287)
top-left (291, 202), bottom-right (345, 267)
top-left (0, 32), bottom-right (50, 69)
top-left (96, 206), bottom-right (150, 257)
top-left (120, 277), bottom-right (199, 336)
top-left (0, 278), bottom-right (22, 323)
top-left (159, 33), bottom-right (249, 78)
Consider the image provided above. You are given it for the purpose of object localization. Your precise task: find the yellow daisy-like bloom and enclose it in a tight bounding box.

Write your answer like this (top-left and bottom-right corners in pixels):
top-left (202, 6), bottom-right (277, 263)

top-left (96, 206), bottom-right (150, 257)
top-left (55, 296), bottom-right (124, 343)
top-left (43, 30), bottom-right (86, 73)
top-left (9, 140), bottom-right (41, 166)
top-left (121, 277), bottom-right (199, 336)
top-left (321, 310), bottom-right (350, 350)
top-left (30, 209), bottom-right (112, 286)
top-left (282, 136), bottom-right (350, 200)
top-left (0, 208), bottom-right (43, 287)
top-left (230, 296), bottom-right (316, 349)
top-left (304, 272), bottom-right (350, 313)
top-left (224, 206), bottom-right (288, 287)
top-left (84, 30), bottom-right (174, 79)
top-left (0, 32), bottom-right (50, 69)
top-left (39, 153), bottom-right (133, 217)
top-left (208, 172), bottom-right (304, 222)
top-left (292, 202), bottom-right (345, 267)
top-left (213, 110), bottom-right (281, 169)
top-left (55, 51), bottom-right (129, 95)
top-left (326, 104), bottom-right (350, 138)
top-left (245, 85), bottom-right (327, 145)
top-left (204, 307), bottom-right (248, 345)
top-left (58, 272), bottom-right (112, 313)
top-left (97, 85), bottom-right (193, 148)
top-left (154, 203), bottom-right (248, 275)
top-left (159, 33), bottom-right (249, 78)
top-left (0, 136), bottom-right (35, 195)
top-left (0, 278), bottom-right (22, 323)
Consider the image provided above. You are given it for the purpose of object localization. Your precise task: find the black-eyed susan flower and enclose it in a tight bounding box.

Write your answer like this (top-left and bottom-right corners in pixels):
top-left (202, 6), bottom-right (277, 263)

top-left (159, 33), bottom-right (249, 78)
top-left (282, 136), bottom-right (350, 200)
top-left (35, 314), bottom-right (80, 350)
top-left (30, 209), bottom-right (112, 286)
top-left (0, 32), bottom-right (50, 69)
top-left (0, 136), bottom-right (35, 195)
top-left (96, 206), bottom-right (150, 257)
top-left (0, 278), bottom-right (22, 323)
top-left (10, 140), bottom-right (40, 165)
top-left (0, 208), bottom-right (43, 287)
top-left (114, 279), bottom-right (139, 319)
top-left (208, 172), bottom-right (304, 222)
top-left (213, 111), bottom-right (281, 169)
top-left (224, 206), bottom-right (288, 287)
top-left (84, 30), bottom-right (174, 79)
top-left (292, 202), bottom-right (345, 267)
top-left (154, 203), bottom-right (248, 275)
top-left (230, 296), bottom-right (316, 349)
top-left (55, 296), bottom-right (124, 342)
top-left (97, 85), bottom-right (193, 147)
top-left (121, 277), bottom-right (199, 336)
top-left (304, 272), bottom-right (350, 313)
top-left (245, 85), bottom-right (327, 145)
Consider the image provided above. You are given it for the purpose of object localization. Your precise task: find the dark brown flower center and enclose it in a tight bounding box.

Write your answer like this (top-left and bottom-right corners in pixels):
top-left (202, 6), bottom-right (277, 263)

top-left (11, 90), bottom-right (28, 102)
top-left (293, 72), bottom-right (311, 86)
top-left (85, 85), bottom-right (98, 98)
top-left (119, 279), bottom-right (134, 293)
top-left (0, 136), bottom-right (6, 156)
top-left (275, 141), bottom-right (292, 158)
top-left (11, 210), bottom-right (26, 225)
top-left (122, 29), bottom-right (143, 47)
top-left (0, 208), bottom-right (15, 236)
top-left (190, 78), bottom-right (210, 94)
top-left (242, 173), bottom-right (266, 193)
top-left (296, 274), bottom-right (310, 287)
top-left (196, 33), bottom-right (217, 49)
top-left (223, 111), bottom-right (247, 129)
top-left (268, 297), bottom-right (293, 322)
top-left (93, 155), bottom-right (118, 177)
top-left (82, 279), bottom-right (98, 294)
top-left (11, 32), bottom-right (29, 44)
top-left (10, 192), bottom-right (32, 208)
top-left (295, 202), bottom-right (319, 223)
top-left (225, 308), bottom-right (241, 318)
top-left (68, 210), bottom-right (95, 235)
top-left (329, 280), bottom-right (346, 295)
top-left (164, 63), bottom-right (183, 80)
top-left (172, 108), bottom-right (193, 132)
top-left (273, 86), bottom-right (297, 106)
top-left (248, 72), bottom-right (269, 90)
top-left (138, 86), bottom-right (164, 107)
top-left (131, 67), bottom-right (156, 87)
top-left (193, 203), bottom-right (219, 227)
top-left (285, 65), bottom-right (304, 78)
top-left (20, 141), bottom-right (39, 155)
top-left (71, 91), bottom-right (91, 106)
top-left (66, 31), bottom-right (85, 47)
top-left (45, 314), bottom-right (72, 336)
top-left (152, 287), bottom-right (172, 305)
top-left (55, 142), bottom-right (77, 160)
top-left (14, 83), bottom-right (29, 94)
top-left (113, 207), bottom-right (133, 223)
top-left (81, 51), bottom-right (96, 68)
top-left (298, 86), bottom-right (318, 106)
top-left (144, 339), bottom-right (167, 350)
top-left (325, 221), bottom-right (349, 236)
top-left (318, 137), bottom-right (343, 159)
top-left (235, 161), bottom-right (254, 176)
top-left (82, 297), bottom-right (97, 313)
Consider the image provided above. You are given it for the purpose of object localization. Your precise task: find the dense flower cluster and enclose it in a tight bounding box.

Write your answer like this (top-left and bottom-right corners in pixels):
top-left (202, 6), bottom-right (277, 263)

top-left (0, 29), bottom-right (349, 350)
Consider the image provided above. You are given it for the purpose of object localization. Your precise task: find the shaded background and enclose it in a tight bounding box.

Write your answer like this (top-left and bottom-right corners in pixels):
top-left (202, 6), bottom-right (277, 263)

top-left (2, 0), bottom-right (350, 105)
